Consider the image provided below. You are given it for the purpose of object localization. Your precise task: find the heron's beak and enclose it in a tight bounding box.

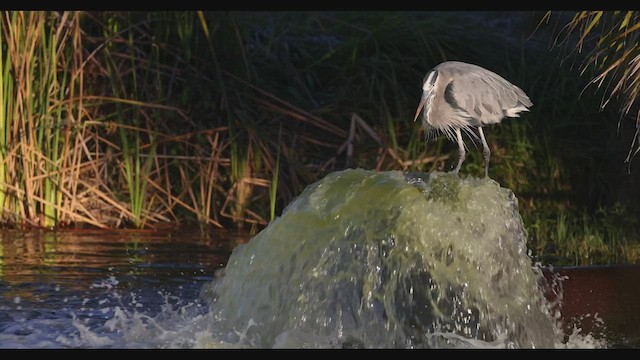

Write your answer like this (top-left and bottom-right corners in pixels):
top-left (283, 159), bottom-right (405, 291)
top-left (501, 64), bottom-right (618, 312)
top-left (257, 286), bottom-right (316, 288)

top-left (413, 94), bottom-right (427, 122)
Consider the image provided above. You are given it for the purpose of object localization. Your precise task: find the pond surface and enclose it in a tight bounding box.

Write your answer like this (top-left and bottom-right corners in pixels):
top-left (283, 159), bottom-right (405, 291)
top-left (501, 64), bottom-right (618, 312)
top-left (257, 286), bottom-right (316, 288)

top-left (0, 229), bottom-right (242, 348)
top-left (547, 265), bottom-right (640, 348)
top-left (0, 229), bottom-right (637, 348)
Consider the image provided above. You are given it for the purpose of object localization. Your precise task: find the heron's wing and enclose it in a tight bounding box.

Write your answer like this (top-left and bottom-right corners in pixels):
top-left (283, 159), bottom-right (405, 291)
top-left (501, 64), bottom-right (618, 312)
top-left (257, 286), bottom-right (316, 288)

top-left (449, 71), bottom-right (533, 124)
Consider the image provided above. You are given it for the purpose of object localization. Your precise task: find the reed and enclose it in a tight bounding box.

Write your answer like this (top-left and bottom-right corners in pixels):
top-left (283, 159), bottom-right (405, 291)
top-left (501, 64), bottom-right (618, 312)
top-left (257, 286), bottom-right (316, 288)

top-left (546, 11), bottom-right (640, 166)
top-left (0, 11), bottom-right (88, 227)
top-left (270, 124), bottom-right (282, 222)
top-left (528, 205), bottom-right (640, 266)
top-left (0, 11), bottom-right (638, 265)
top-left (119, 127), bottom-right (155, 228)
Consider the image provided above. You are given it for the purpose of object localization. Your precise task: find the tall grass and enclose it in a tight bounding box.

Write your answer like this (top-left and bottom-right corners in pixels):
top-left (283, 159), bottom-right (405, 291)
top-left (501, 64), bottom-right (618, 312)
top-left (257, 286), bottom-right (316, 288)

top-left (0, 11), bottom-right (225, 229)
top-left (0, 12), bottom-right (90, 228)
top-left (0, 11), bottom-right (638, 265)
top-left (119, 127), bottom-right (155, 228)
top-left (528, 205), bottom-right (640, 266)
top-left (545, 11), bottom-right (640, 167)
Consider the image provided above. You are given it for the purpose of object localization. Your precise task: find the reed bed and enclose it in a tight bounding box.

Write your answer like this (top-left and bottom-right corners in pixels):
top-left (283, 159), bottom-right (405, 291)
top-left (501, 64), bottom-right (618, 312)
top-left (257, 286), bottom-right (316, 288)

top-left (0, 11), bottom-right (638, 265)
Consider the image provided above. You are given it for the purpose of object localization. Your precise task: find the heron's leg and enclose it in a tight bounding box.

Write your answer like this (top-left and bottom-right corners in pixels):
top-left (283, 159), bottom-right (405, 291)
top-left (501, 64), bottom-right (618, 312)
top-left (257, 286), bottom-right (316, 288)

top-left (453, 128), bottom-right (465, 174)
top-left (478, 126), bottom-right (490, 178)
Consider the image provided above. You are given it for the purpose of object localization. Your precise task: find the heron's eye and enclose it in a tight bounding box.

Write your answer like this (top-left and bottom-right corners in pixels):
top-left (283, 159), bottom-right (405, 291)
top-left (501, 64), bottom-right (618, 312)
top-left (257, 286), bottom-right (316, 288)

top-left (423, 70), bottom-right (438, 91)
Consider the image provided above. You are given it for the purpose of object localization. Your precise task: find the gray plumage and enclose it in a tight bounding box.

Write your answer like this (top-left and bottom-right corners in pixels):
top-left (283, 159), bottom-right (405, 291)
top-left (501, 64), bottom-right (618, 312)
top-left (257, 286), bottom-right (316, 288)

top-left (413, 61), bottom-right (533, 177)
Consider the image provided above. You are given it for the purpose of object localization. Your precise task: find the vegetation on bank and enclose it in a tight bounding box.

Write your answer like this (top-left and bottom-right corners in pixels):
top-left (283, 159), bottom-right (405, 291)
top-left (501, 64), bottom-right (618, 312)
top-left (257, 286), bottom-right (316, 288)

top-left (0, 11), bottom-right (639, 265)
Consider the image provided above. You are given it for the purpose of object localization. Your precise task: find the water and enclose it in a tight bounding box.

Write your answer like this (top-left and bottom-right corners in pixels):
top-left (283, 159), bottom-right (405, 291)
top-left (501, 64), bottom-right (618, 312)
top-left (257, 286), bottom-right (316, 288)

top-left (547, 265), bottom-right (640, 348)
top-left (0, 228), bottom-right (242, 348)
top-left (0, 169), bottom-right (635, 348)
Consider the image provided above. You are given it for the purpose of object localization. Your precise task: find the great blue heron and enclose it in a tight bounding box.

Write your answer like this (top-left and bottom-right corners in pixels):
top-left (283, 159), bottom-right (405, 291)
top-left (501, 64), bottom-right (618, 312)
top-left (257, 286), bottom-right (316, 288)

top-left (413, 61), bottom-right (533, 177)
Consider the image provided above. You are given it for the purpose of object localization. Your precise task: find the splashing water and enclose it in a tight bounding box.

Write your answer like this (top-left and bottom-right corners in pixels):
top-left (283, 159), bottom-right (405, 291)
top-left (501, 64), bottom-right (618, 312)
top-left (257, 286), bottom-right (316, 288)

top-left (0, 169), bottom-right (609, 348)
top-left (199, 169), bottom-right (569, 348)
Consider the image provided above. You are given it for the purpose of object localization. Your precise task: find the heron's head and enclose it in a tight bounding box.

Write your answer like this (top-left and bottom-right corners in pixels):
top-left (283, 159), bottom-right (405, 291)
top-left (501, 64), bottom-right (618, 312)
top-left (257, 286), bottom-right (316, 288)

top-left (413, 69), bottom-right (439, 122)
